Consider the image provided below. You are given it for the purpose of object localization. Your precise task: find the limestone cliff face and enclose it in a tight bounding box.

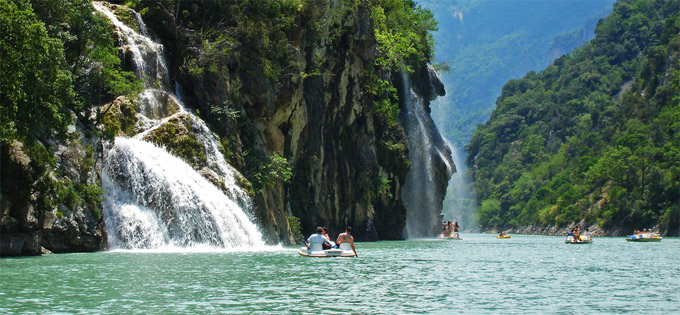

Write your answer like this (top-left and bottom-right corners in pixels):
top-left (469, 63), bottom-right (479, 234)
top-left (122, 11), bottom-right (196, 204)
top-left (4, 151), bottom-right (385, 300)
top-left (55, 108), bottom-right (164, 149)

top-left (1, 1), bottom-right (453, 255)
top-left (151, 1), bottom-right (453, 242)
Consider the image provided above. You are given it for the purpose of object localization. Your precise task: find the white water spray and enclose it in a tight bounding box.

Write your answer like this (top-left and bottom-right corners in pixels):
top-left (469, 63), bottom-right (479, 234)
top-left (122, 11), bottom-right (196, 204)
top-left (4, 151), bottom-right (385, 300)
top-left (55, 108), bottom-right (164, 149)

top-left (401, 73), bottom-right (453, 238)
top-left (441, 145), bottom-right (479, 231)
top-left (94, 2), bottom-right (265, 250)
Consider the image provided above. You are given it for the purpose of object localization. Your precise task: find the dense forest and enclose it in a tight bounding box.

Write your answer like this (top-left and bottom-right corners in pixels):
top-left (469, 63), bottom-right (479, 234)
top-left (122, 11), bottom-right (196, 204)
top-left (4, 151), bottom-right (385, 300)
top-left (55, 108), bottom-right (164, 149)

top-left (417, 0), bottom-right (614, 148)
top-left (467, 0), bottom-right (680, 235)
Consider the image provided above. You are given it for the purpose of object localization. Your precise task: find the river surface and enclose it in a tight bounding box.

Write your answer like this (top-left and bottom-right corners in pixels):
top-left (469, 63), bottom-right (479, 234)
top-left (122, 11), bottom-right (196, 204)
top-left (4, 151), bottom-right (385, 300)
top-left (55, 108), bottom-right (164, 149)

top-left (1, 234), bottom-right (678, 314)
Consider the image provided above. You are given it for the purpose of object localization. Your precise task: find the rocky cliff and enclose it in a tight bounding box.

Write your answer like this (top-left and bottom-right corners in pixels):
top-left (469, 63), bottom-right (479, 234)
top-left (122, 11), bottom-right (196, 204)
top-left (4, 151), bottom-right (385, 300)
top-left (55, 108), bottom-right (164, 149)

top-left (0, 0), bottom-right (452, 255)
top-left (141, 0), bottom-right (453, 242)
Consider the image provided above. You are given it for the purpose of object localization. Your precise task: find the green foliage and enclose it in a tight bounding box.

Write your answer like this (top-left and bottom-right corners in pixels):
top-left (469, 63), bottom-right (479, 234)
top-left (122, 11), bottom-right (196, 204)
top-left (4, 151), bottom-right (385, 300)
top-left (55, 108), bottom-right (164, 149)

top-left (0, 0), bottom-right (73, 143)
top-left (0, 0), bottom-right (138, 144)
top-left (361, 0), bottom-right (437, 126)
top-left (468, 0), bottom-right (680, 232)
top-left (370, 0), bottom-right (437, 73)
top-left (253, 152), bottom-right (293, 191)
top-left (370, 177), bottom-right (393, 200)
top-left (365, 71), bottom-right (400, 125)
top-left (286, 214), bottom-right (303, 242)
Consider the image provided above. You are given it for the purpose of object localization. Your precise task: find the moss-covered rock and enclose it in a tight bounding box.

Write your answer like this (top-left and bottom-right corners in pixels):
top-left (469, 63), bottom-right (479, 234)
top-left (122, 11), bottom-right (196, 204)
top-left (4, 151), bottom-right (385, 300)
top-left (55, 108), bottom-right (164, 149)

top-left (142, 113), bottom-right (208, 169)
top-left (101, 96), bottom-right (139, 139)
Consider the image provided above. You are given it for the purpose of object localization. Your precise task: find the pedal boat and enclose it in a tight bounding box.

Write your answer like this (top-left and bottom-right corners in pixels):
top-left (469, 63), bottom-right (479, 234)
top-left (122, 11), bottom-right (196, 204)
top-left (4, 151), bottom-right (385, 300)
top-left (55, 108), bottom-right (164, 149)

top-left (439, 233), bottom-right (462, 240)
top-left (297, 242), bottom-right (356, 257)
top-left (565, 236), bottom-right (593, 244)
top-left (626, 234), bottom-right (662, 242)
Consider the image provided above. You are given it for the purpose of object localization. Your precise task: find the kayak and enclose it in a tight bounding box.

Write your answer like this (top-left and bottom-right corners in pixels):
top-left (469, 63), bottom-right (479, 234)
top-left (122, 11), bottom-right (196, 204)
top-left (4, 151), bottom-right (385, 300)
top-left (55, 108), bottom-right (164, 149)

top-left (497, 235), bottom-right (511, 239)
top-left (297, 242), bottom-right (356, 257)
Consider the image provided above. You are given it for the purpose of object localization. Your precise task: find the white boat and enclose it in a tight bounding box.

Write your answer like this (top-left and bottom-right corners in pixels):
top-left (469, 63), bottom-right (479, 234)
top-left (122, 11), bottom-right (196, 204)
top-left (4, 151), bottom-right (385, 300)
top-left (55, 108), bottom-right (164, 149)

top-left (297, 242), bottom-right (357, 257)
top-left (439, 232), bottom-right (462, 240)
top-left (626, 233), bottom-right (662, 242)
top-left (565, 235), bottom-right (593, 244)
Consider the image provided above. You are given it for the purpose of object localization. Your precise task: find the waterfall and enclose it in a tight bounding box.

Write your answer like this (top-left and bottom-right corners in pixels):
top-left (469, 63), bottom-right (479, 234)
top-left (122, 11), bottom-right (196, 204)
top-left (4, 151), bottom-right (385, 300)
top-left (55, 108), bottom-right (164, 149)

top-left (441, 145), bottom-right (479, 232)
top-left (401, 73), bottom-right (453, 239)
top-left (94, 2), bottom-right (265, 250)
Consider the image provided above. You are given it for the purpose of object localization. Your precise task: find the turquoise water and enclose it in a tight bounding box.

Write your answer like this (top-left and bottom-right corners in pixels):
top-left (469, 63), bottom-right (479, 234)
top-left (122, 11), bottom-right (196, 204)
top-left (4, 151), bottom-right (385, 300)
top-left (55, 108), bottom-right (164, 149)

top-left (1, 234), bottom-right (678, 314)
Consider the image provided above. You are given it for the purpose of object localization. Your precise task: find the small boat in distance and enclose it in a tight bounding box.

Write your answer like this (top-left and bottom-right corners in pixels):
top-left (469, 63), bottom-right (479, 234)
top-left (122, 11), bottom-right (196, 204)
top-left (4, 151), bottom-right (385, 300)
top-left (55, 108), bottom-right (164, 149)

top-left (439, 232), bottom-right (462, 240)
top-left (497, 232), bottom-right (510, 239)
top-left (297, 242), bottom-right (357, 257)
top-left (626, 230), bottom-right (662, 242)
top-left (565, 235), bottom-right (593, 244)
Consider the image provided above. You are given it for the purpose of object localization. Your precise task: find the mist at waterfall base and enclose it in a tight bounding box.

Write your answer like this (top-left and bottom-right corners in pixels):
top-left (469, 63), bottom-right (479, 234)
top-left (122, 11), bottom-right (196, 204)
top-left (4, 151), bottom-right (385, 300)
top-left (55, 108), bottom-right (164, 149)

top-left (442, 146), bottom-right (480, 232)
top-left (93, 2), bottom-right (266, 251)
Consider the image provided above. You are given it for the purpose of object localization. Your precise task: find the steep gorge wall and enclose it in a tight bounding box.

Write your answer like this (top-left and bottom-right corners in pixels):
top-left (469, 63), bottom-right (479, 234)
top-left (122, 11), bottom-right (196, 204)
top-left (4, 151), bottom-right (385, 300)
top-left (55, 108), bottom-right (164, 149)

top-left (139, 1), bottom-right (452, 242)
top-left (0, 0), bottom-right (452, 256)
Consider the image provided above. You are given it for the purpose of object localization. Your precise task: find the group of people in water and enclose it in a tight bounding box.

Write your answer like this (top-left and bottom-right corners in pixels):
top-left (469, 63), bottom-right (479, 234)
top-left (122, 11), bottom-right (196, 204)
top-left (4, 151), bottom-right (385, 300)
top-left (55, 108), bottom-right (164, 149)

top-left (442, 221), bottom-right (460, 237)
top-left (566, 226), bottom-right (591, 242)
top-left (306, 226), bottom-right (357, 257)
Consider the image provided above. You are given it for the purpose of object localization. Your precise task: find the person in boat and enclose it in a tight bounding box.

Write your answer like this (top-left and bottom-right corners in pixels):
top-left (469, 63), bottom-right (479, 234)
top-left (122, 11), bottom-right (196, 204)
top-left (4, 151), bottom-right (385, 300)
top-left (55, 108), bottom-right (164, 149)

top-left (567, 229), bottom-right (575, 242)
top-left (573, 227), bottom-right (581, 241)
top-left (499, 231), bottom-right (505, 237)
top-left (442, 223), bottom-right (448, 237)
top-left (583, 228), bottom-right (591, 241)
top-left (336, 226), bottom-right (358, 257)
top-left (307, 227), bottom-right (329, 250)
top-left (322, 227), bottom-right (335, 249)
top-left (453, 221), bottom-right (460, 237)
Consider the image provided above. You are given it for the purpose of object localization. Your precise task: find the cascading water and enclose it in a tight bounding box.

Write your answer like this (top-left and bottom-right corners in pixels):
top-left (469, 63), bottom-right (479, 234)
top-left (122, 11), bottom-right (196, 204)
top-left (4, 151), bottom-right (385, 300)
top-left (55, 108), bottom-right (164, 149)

top-left (94, 2), bottom-right (265, 250)
top-left (401, 73), bottom-right (453, 239)
top-left (441, 145), bottom-right (479, 232)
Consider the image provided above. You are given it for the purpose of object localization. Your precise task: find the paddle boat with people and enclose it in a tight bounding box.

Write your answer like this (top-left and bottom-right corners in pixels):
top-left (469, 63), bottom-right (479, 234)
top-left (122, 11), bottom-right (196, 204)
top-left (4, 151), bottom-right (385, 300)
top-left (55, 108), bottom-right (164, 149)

top-left (626, 230), bottom-right (662, 242)
top-left (297, 242), bottom-right (357, 257)
top-left (565, 227), bottom-right (593, 244)
top-left (565, 236), bottom-right (593, 244)
top-left (565, 233), bottom-right (593, 244)
top-left (439, 232), bottom-right (462, 240)
top-left (298, 226), bottom-right (358, 257)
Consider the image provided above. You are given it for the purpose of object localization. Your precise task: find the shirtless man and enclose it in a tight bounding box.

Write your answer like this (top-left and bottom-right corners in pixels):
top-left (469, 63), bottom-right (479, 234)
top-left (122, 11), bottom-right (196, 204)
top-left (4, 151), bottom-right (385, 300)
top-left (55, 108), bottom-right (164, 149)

top-left (336, 226), bottom-right (358, 257)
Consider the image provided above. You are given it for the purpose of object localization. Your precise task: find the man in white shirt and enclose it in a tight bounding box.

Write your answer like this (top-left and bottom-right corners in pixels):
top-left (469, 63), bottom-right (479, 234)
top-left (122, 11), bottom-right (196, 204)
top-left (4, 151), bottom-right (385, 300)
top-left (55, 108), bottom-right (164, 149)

top-left (306, 227), bottom-right (327, 249)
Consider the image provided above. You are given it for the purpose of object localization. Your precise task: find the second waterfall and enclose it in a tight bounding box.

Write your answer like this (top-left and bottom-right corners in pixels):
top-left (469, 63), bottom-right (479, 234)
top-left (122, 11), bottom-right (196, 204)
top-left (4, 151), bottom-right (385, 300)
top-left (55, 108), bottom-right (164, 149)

top-left (401, 70), bottom-right (454, 239)
top-left (93, 2), bottom-right (265, 250)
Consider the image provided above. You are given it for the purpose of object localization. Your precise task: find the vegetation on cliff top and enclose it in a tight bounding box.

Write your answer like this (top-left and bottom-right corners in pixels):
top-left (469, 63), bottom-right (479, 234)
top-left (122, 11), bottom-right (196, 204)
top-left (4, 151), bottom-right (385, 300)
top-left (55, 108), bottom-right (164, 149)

top-left (1, 0), bottom-right (139, 254)
top-left (467, 0), bottom-right (680, 234)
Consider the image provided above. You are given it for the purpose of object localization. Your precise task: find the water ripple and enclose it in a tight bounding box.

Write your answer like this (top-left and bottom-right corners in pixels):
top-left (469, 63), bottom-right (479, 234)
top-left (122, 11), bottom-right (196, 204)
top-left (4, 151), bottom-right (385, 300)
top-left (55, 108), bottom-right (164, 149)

top-left (1, 234), bottom-right (678, 314)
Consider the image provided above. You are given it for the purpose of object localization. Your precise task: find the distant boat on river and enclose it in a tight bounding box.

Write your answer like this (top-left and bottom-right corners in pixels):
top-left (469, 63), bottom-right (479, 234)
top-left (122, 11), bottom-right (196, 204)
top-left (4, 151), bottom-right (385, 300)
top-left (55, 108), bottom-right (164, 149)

top-left (439, 232), bottom-right (462, 240)
top-left (626, 232), bottom-right (662, 242)
top-left (565, 235), bottom-right (593, 244)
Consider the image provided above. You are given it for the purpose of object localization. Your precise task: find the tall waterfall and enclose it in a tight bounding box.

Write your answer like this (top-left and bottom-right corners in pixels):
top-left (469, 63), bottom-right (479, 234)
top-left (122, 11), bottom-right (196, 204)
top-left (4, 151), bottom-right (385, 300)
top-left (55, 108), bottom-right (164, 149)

top-left (94, 2), bottom-right (265, 250)
top-left (441, 146), bottom-right (479, 232)
top-left (401, 73), bottom-right (453, 239)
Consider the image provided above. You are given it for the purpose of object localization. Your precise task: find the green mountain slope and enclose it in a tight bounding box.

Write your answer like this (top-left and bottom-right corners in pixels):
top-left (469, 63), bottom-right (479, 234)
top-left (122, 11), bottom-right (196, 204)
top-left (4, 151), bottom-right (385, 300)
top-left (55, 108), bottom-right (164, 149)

top-left (466, 0), bottom-right (680, 235)
top-left (417, 0), bottom-right (615, 148)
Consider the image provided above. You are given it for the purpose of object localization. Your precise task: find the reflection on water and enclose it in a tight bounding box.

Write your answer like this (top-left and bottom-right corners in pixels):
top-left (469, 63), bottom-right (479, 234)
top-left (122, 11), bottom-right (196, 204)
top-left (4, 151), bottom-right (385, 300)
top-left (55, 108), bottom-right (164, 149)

top-left (1, 234), bottom-right (678, 314)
